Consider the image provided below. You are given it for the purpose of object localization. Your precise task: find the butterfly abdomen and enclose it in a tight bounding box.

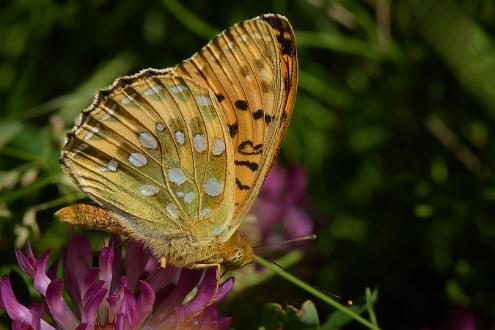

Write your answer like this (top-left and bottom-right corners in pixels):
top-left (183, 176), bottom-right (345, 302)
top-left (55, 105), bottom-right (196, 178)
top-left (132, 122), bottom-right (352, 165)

top-left (55, 204), bottom-right (128, 235)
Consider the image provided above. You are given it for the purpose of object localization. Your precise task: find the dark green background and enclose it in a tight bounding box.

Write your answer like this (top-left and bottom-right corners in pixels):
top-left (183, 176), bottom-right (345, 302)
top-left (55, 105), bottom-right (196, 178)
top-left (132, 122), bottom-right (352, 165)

top-left (1, 0), bottom-right (495, 328)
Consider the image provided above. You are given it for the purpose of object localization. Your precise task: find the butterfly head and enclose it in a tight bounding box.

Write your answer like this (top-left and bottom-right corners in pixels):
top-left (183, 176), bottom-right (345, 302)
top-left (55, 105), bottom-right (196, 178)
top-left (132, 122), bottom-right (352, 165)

top-left (221, 233), bottom-right (255, 270)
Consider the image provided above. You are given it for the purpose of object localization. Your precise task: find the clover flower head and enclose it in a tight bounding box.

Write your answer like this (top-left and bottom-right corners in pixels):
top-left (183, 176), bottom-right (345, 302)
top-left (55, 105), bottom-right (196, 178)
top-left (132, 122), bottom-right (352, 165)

top-left (0, 234), bottom-right (233, 330)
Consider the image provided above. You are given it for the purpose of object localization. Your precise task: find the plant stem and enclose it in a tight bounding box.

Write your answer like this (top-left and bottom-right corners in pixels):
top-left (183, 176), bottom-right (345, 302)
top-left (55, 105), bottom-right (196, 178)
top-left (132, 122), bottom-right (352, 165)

top-left (256, 256), bottom-right (381, 330)
top-left (366, 287), bottom-right (379, 328)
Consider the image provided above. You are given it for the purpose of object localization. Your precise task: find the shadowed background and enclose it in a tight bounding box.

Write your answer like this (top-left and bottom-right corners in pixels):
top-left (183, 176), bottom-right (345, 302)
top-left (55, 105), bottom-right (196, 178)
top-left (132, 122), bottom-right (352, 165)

top-left (1, 0), bottom-right (495, 328)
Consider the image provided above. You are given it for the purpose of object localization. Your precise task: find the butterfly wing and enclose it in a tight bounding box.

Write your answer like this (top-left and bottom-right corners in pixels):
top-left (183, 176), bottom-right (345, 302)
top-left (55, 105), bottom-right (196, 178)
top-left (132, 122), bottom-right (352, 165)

top-left (170, 14), bottom-right (298, 239)
top-left (60, 72), bottom-right (236, 241)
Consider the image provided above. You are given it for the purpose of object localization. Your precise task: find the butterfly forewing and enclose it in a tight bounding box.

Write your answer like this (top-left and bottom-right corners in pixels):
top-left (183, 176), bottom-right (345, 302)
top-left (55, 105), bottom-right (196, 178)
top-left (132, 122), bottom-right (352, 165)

top-left (61, 73), bottom-right (236, 240)
top-left (170, 14), bottom-right (298, 238)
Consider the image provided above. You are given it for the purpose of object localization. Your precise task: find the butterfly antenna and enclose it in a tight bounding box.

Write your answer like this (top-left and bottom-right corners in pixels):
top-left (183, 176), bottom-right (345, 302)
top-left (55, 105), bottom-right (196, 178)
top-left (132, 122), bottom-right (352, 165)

top-left (267, 258), bottom-right (353, 306)
top-left (253, 234), bottom-right (317, 249)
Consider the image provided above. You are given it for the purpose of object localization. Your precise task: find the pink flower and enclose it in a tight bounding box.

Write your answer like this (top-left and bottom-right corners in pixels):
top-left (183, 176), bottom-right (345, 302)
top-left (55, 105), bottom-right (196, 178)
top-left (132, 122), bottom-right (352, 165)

top-left (244, 163), bottom-right (314, 249)
top-left (1, 234), bottom-right (233, 330)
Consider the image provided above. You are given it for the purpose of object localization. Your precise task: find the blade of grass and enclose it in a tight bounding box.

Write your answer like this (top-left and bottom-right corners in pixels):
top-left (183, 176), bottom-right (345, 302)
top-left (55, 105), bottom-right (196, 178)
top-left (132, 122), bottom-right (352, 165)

top-left (296, 30), bottom-right (381, 60)
top-left (256, 256), bottom-right (381, 330)
top-left (162, 0), bottom-right (218, 39)
top-left (365, 287), bottom-right (379, 328)
top-left (0, 174), bottom-right (58, 204)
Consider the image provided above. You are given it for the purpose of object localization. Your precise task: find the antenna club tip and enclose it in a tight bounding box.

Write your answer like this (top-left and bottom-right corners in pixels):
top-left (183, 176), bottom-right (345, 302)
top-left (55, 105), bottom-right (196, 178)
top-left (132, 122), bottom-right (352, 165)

top-left (347, 300), bottom-right (353, 306)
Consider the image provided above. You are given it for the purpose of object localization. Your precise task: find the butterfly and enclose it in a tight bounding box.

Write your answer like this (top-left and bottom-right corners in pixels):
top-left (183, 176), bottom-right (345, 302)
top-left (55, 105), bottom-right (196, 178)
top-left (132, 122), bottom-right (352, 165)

top-left (55, 13), bottom-right (298, 276)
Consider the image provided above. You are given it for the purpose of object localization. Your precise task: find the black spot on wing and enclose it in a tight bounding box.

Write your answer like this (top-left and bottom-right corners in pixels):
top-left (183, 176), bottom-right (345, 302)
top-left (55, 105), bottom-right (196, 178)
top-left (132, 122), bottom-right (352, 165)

top-left (238, 140), bottom-right (263, 155)
top-left (264, 114), bottom-right (273, 124)
top-left (235, 178), bottom-right (250, 190)
top-left (228, 122), bottom-right (238, 137)
top-left (252, 109), bottom-right (264, 120)
top-left (234, 100), bottom-right (249, 110)
top-left (234, 160), bottom-right (259, 171)
top-left (261, 15), bottom-right (296, 56)
top-left (215, 93), bottom-right (225, 102)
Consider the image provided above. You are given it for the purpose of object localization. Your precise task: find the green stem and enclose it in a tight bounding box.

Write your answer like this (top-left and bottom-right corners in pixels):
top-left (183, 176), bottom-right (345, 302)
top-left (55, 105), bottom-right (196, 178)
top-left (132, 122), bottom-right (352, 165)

top-left (366, 287), bottom-right (379, 328)
top-left (255, 256), bottom-right (381, 330)
top-left (232, 250), bottom-right (303, 292)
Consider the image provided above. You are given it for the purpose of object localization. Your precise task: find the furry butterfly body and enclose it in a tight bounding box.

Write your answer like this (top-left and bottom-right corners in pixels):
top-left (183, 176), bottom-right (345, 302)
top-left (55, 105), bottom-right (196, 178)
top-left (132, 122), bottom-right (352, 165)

top-left (56, 14), bottom-right (298, 273)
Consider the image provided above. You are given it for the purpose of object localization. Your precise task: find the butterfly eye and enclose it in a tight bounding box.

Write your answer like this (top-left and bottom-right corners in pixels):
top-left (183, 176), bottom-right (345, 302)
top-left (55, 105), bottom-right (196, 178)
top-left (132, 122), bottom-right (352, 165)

top-left (225, 247), bottom-right (249, 267)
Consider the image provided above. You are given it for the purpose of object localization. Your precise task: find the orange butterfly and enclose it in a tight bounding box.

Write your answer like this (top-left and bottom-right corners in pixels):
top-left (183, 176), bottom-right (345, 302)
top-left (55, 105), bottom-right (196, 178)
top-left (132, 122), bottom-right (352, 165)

top-left (56, 14), bottom-right (298, 277)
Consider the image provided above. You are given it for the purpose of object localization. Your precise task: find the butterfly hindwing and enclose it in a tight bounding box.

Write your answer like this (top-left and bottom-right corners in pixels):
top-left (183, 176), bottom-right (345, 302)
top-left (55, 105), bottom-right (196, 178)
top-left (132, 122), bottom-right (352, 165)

top-left (170, 14), bottom-right (298, 239)
top-left (60, 72), bottom-right (236, 240)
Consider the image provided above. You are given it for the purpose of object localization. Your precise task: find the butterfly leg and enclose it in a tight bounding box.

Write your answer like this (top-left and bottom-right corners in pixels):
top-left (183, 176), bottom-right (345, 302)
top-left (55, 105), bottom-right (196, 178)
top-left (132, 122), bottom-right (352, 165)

top-left (55, 204), bottom-right (129, 235)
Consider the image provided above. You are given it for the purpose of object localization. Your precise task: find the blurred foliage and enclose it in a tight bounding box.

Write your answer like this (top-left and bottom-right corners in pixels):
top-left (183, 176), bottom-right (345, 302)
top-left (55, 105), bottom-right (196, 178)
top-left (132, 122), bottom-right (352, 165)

top-left (1, 0), bottom-right (495, 328)
top-left (261, 300), bottom-right (320, 330)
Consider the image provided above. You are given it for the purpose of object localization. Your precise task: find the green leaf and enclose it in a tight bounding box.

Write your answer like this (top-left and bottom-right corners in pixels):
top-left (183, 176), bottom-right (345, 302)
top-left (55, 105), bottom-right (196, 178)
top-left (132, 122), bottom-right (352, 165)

top-left (261, 300), bottom-right (320, 330)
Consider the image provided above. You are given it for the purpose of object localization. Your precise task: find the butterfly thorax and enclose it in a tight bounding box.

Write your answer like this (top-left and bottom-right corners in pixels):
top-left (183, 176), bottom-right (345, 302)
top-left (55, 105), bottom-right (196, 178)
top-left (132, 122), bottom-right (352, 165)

top-left (146, 231), bottom-right (254, 271)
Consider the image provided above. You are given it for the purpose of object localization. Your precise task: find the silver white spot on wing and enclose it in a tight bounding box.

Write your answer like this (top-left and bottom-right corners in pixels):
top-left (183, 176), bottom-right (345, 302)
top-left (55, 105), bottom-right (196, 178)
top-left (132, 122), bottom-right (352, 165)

top-left (168, 167), bottom-right (187, 185)
top-left (176, 191), bottom-right (184, 197)
top-left (84, 124), bottom-right (100, 140)
top-left (155, 123), bottom-right (165, 132)
top-left (183, 192), bottom-right (195, 204)
top-left (143, 85), bottom-right (163, 95)
top-left (98, 159), bottom-right (119, 172)
top-left (196, 95), bottom-right (212, 106)
top-left (212, 138), bottom-right (225, 156)
top-left (175, 131), bottom-right (185, 145)
top-left (121, 93), bottom-right (137, 105)
top-left (193, 134), bottom-right (206, 153)
top-left (101, 104), bottom-right (116, 120)
top-left (128, 152), bottom-right (147, 167)
top-left (201, 208), bottom-right (212, 217)
top-left (166, 203), bottom-right (179, 219)
top-left (170, 85), bottom-right (188, 93)
top-left (138, 132), bottom-right (158, 149)
top-left (139, 184), bottom-right (159, 196)
top-left (106, 159), bottom-right (118, 171)
top-left (204, 178), bottom-right (222, 197)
